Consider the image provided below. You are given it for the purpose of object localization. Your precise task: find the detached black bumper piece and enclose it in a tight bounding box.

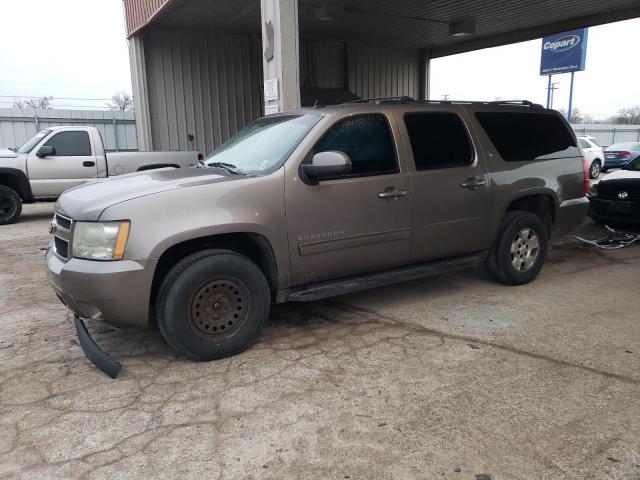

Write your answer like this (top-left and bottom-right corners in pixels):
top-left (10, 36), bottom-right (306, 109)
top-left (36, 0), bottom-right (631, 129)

top-left (74, 316), bottom-right (122, 379)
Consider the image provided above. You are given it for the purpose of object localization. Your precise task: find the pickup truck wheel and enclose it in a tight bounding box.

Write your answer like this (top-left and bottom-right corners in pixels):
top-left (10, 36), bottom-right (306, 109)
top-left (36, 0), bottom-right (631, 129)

top-left (156, 249), bottom-right (270, 361)
top-left (0, 185), bottom-right (22, 225)
top-left (485, 211), bottom-right (548, 286)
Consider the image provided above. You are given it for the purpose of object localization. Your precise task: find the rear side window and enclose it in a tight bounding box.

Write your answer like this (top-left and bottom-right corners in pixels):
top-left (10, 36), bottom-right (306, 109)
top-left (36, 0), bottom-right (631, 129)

top-left (314, 114), bottom-right (397, 177)
top-left (404, 112), bottom-right (474, 170)
top-left (44, 131), bottom-right (91, 156)
top-left (475, 112), bottom-right (579, 162)
top-left (579, 139), bottom-right (590, 149)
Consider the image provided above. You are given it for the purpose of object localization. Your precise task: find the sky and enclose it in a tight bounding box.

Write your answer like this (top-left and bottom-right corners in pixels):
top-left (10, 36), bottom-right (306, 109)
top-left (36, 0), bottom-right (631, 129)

top-left (431, 18), bottom-right (640, 120)
top-left (0, 0), bottom-right (132, 110)
top-left (0, 1), bottom-right (638, 118)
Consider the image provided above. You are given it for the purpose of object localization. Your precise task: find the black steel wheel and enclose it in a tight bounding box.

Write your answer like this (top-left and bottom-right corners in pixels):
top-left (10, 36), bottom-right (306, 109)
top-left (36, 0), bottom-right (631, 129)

top-left (0, 185), bottom-right (22, 225)
top-left (157, 249), bottom-right (270, 361)
top-left (188, 278), bottom-right (250, 339)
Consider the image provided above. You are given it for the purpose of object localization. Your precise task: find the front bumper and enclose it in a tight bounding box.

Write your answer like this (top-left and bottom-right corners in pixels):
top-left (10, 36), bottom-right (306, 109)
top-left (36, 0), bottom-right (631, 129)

top-left (74, 316), bottom-right (122, 378)
top-left (589, 197), bottom-right (640, 224)
top-left (46, 248), bottom-right (156, 328)
top-left (554, 197), bottom-right (589, 236)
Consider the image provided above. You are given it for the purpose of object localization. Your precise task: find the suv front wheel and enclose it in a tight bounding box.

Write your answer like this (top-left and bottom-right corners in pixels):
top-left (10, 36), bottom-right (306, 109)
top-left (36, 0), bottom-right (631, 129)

top-left (485, 211), bottom-right (549, 285)
top-left (157, 249), bottom-right (271, 361)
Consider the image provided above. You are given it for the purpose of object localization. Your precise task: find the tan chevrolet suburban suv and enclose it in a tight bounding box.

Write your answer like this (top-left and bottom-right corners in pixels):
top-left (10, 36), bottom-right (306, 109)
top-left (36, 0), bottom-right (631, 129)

top-left (46, 99), bottom-right (589, 377)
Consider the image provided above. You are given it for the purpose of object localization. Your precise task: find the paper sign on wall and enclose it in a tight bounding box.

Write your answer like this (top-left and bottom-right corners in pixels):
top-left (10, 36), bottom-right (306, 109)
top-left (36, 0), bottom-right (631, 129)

top-left (264, 104), bottom-right (279, 115)
top-left (264, 78), bottom-right (279, 102)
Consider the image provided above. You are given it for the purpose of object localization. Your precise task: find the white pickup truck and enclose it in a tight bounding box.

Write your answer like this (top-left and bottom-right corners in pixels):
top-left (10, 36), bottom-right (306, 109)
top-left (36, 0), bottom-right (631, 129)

top-left (0, 126), bottom-right (201, 223)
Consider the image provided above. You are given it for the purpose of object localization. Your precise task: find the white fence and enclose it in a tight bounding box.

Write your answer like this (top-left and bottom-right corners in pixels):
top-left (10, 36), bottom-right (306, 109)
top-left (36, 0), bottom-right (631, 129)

top-left (571, 124), bottom-right (640, 146)
top-left (0, 108), bottom-right (138, 152)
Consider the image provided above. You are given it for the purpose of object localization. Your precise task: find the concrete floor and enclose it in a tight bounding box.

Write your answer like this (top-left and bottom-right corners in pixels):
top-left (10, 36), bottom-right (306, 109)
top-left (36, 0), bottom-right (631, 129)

top-left (1, 202), bottom-right (639, 480)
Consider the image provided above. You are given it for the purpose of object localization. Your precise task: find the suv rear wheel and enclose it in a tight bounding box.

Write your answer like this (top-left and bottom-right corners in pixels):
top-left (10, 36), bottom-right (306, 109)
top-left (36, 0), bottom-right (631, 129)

top-left (485, 211), bottom-right (549, 285)
top-left (156, 249), bottom-right (271, 361)
top-left (0, 185), bottom-right (22, 225)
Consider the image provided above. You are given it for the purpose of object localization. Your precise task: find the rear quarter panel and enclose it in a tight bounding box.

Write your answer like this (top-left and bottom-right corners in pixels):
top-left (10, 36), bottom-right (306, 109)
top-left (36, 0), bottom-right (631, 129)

top-left (466, 107), bottom-right (584, 237)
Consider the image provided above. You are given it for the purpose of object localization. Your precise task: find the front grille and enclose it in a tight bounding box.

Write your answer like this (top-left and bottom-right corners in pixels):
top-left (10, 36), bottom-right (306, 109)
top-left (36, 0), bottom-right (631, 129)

top-left (54, 213), bottom-right (72, 231)
top-left (596, 179), bottom-right (640, 201)
top-left (54, 236), bottom-right (69, 259)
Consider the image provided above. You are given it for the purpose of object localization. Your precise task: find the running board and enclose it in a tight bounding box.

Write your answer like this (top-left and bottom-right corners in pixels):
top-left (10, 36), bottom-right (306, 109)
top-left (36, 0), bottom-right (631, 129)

top-left (277, 251), bottom-right (488, 303)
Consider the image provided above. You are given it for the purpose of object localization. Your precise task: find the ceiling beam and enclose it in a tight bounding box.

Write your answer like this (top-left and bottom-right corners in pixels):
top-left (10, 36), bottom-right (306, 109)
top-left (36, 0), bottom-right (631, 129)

top-left (430, 5), bottom-right (640, 58)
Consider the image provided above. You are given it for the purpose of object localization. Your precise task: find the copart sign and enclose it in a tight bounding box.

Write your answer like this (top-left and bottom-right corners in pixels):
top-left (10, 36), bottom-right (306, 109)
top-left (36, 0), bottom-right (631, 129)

top-left (540, 28), bottom-right (588, 75)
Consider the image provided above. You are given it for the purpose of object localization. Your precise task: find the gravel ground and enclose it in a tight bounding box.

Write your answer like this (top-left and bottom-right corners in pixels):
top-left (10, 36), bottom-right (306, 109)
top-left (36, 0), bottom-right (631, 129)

top-left (1, 202), bottom-right (639, 480)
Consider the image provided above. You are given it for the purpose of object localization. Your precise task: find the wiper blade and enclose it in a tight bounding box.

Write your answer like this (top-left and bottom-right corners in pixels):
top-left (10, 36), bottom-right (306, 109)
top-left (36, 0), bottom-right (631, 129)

top-left (207, 161), bottom-right (242, 175)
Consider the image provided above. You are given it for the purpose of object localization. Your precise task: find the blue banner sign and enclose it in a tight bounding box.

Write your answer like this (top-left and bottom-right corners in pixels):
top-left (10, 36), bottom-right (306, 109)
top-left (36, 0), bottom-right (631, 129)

top-left (540, 28), bottom-right (588, 75)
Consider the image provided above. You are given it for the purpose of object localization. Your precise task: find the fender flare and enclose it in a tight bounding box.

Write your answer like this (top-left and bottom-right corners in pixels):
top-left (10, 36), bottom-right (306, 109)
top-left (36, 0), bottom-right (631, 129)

top-left (0, 168), bottom-right (33, 202)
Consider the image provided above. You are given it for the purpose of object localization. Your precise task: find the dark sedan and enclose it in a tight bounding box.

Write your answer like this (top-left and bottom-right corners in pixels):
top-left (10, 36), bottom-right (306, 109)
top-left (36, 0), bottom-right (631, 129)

top-left (602, 142), bottom-right (640, 172)
top-left (588, 155), bottom-right (640, 224)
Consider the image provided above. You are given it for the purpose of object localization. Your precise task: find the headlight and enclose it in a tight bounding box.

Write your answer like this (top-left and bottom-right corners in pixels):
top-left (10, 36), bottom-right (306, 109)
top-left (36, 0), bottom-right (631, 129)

top-left (72, 221), bottom-right (130, 261)
top-left (588, 184), bottom-right (598, 197)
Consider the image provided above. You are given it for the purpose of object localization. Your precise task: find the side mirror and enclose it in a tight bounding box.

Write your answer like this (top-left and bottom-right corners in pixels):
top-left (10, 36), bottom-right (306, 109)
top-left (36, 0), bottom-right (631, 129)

top-left (301, 151), bottom-right (352, 184)
top-left (36, 146), bottom-right (55, 157)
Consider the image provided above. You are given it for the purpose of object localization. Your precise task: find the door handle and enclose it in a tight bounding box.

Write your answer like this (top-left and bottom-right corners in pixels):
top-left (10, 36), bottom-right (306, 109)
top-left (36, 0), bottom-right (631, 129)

top-left (378, 188), bottom-right (407, 199)
top-left (83, 161), bottom-right (96, 167)
top-left (460, 177), bottom-right (486, 189)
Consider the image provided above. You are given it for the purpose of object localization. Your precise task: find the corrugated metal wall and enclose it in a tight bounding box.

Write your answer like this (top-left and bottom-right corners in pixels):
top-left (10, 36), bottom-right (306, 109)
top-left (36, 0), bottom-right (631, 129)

top-left (124, 0), bottom-right (171, 36)
top-left (572, 124), bottom-right (640, 146)
top-left (140, 28), bottom-right (422, 154)
top-left (301, 39), bottom-right (422, 99)
top-left (143, 26), bottom-right (263, 155)
top-left (0, 108), bottom-right (138, 151)
top-left (301, 40), bottom-right (346, 89)
top-left (347, 43), bottom-right (421, 99)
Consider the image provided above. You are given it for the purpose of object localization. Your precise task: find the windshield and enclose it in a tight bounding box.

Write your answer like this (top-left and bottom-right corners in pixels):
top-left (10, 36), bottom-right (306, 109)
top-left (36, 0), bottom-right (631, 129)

top-left (205, 114), bottom-right (322, 174)
top-left (18, 129), bottom-right (51, 154)
top-left (623, 155), bottom-right (640, 171)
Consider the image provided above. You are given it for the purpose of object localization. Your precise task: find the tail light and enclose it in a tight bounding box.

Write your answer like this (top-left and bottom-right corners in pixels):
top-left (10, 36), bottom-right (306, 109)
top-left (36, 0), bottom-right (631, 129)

top-left (581, 156), bottom-right (590, 197)
top-left (620, 151), bottom-right (630, 158)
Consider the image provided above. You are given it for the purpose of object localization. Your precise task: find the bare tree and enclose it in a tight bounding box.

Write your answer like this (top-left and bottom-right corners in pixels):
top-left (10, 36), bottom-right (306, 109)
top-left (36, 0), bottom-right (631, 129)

top-left (25, 96), bottom-right (53, 109)
top-left (107, 92), bottom-right (133, 111)
top-left (611, 105), bottom-right (640, 125)
top-left (12, 96), bottom-right (53, 109)
top-left (558, 107), bottom-right (582, 124)
top-left (581, 114), bottom-right (595, 124)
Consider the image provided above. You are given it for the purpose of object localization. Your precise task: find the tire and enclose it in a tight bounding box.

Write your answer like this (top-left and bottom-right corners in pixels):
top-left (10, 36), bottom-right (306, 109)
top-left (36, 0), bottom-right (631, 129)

top-left (0, 185), bottom-right (22, 225)
top-left (589, 159), bottom-right (601, 179)
top-left (485, 211), bottom-right (549, 286)
top-left (156, 249), bottom-right (271, 361)
top-left (601, 167), bottom-right (608, 173)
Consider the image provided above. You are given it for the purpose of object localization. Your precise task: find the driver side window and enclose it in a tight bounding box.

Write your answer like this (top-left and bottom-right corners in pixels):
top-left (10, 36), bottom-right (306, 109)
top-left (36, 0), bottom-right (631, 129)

top-left (313, 114), bottom-right (398, 178)
top-left (43, 131), bottom-right (92, 157)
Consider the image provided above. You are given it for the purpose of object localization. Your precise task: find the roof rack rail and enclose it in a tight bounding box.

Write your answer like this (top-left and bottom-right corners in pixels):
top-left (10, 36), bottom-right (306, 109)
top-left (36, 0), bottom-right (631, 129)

top-left (341, 97), bottom-right (544, 108)
top-left (344, 96), bottom-right (415, 105)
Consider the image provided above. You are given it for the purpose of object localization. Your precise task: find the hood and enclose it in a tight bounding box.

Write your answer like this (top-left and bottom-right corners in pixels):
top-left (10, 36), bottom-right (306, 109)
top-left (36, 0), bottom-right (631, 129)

top-left (600, 170), bottom-right (640, 182)
top-left (56, 167), bottom-right (242, 220)
top-left (0, 148), bottom-right (18, 158)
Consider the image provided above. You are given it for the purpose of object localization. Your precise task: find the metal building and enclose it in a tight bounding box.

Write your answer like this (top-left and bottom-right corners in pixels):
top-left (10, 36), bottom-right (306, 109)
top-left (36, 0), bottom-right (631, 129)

top-left (124, 0), bottom-right (640, 154)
